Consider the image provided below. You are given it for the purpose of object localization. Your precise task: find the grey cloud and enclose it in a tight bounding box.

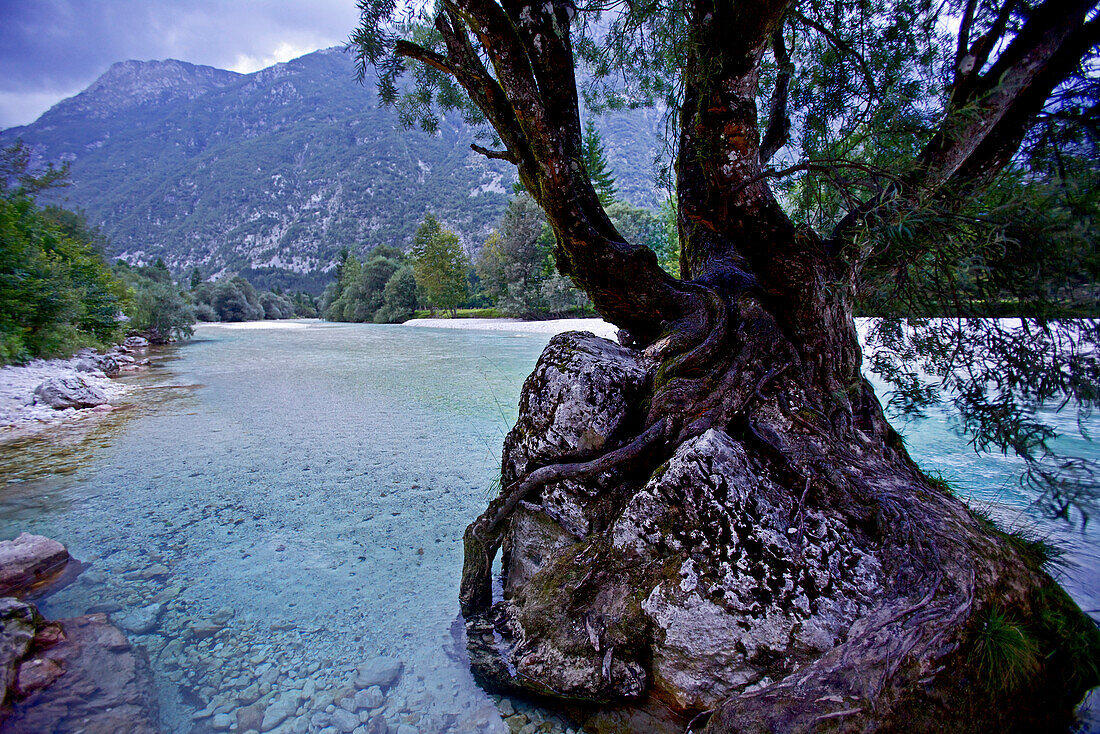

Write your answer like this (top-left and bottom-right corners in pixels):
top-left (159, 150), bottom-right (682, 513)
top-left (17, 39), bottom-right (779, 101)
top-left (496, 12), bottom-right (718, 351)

top-left (0, 0), bottom-right (360, 127)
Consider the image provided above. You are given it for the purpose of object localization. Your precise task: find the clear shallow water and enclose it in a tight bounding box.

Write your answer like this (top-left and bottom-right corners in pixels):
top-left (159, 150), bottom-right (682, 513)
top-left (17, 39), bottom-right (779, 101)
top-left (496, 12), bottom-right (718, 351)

top-left (0, 319), bottom-right (1096, 733)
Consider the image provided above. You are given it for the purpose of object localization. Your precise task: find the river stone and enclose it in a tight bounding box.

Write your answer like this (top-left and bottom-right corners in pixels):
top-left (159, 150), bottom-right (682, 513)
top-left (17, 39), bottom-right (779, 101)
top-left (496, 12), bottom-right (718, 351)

top-left (466, 333), bottom-right (905, 728)
top-left (472, 427), bottom-right (884, 711)
top-left (191, 621), bottom-right (224, 639)
top-left (500, 332), bottom-right (653, 597)
top-left (503, 331), bottom-right (650, 479)
top-left (615, 429), bottom-right (883, 709)
top-left (96, 354), bottom-right (122, 377)
top-left (238, 701), bottom-right (266, 731)
top-left (0, 533), bottom-right (72, 597)
top-left (355, 686), bottom-right (384, 710)
top-left (15, 657), bottom-right (63, 694)
top-left (33, 375), bottom-right (108, 409)
top-left (330, 707), bottom-right (359, 732)
top-left (72, 358), bottom-right (103, 375)
top-left (354, 656), bottom-right (403, 689)
top-left (114, 602), bottom-right (163, 634)
top-left (261, 696), bottom-right (298, 731)
top-left (1, 612), bottom-right (158, 732)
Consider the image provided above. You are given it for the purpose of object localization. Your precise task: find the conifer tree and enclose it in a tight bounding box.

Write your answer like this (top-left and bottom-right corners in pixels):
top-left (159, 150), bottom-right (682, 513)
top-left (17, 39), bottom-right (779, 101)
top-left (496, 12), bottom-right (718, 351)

top-left (581, 120), bottom-right (617, 206)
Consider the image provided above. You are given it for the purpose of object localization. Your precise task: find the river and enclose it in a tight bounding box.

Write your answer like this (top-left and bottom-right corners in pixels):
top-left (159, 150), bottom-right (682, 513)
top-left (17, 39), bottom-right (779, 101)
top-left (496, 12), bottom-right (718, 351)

top-left (0, 319), bottom-right (1096, 733)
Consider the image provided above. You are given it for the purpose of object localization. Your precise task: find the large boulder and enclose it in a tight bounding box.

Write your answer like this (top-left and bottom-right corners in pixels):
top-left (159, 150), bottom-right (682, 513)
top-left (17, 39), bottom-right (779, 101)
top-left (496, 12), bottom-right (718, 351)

top-left (0, 613), bottom-right (158, 733)
top-left (32, 375), bottom-right (108, 409)
top-left (0, 534), bottom-right (73, 597)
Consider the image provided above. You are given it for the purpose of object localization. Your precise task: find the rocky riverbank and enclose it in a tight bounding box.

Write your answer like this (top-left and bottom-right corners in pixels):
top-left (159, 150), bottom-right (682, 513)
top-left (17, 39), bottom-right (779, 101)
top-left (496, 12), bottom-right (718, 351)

top-left (0, 534), bottom-right (159, 732)
top-left (0, 337), bottom-right (151, 438)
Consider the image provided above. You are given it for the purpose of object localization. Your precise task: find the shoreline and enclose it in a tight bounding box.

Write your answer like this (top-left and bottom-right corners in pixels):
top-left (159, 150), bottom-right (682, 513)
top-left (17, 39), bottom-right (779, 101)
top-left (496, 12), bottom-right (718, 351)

top-left (400, 316), bottom-right (619, 340)
top-left (0, 340), bottom-right (151, 441)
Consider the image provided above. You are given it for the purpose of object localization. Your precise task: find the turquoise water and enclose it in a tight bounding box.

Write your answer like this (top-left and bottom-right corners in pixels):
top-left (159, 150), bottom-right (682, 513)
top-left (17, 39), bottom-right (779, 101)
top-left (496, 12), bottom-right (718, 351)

top-left (0, 320), bottom-right (1096, 733)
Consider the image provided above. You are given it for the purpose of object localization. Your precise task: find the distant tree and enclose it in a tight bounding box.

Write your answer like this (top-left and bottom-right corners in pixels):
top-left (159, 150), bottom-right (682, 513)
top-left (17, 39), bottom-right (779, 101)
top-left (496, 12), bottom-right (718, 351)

top-left (476, 195), bottom-right (547, 317)
top-left (323, 252), bottom-right (362, 321)
top-left (476, 195), bottom-right (589, 318)
top-left (190, 267), bottom-right (202, 290)
top-left (229, 276), bottom-right (263, 317)
top-left (128, 280), bottom-right (195, 343)
top-left (146, 258), bottom-right (172, 284)
top-left (259, 291), bottom-right (295, 319)
top-left (355, 255), bottom-right (402, 318)
top-left (369, 244), bottom-right (406, 261)
top-left (581, 120), bottom-right (616, 206)
top-left (659, 198), bottom-right (680, 278)
top-left (0, 140), bottom-right (69, 197)
top-left (193, 302), bottom-right (218, 322)
top-left (410, 213), bottom-right (468, 316)
top-left (209, 280), bottom-right (262, 322)
top-left (375, 266), bottom-right (419, 323)
top-left (291, 291), bottom-right (319, 318)
top-left (605, 202), bottom-right (676, 277)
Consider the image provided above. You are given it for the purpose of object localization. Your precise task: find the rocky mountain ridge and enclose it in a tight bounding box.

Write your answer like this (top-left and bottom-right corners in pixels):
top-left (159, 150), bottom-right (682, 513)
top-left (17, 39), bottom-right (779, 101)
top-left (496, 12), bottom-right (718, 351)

top-left (2, 49), bottom-right (662, 293)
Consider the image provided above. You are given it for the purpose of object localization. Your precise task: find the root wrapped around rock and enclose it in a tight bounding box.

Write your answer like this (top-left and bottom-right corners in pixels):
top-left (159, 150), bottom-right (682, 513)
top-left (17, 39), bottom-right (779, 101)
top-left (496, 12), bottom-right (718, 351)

top-left (461, 331), bottom-right (1100, 734)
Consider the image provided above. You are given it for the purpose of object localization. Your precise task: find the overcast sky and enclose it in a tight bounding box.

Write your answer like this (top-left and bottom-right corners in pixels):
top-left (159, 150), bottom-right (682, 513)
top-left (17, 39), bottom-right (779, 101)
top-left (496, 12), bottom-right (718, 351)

top-left (0, 0), bottom-right (363, 129)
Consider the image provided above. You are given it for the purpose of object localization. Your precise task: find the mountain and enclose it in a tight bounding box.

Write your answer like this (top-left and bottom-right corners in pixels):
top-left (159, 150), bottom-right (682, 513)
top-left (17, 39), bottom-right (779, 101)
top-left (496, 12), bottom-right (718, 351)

top-left (2, 49), bottom-right (664, 293)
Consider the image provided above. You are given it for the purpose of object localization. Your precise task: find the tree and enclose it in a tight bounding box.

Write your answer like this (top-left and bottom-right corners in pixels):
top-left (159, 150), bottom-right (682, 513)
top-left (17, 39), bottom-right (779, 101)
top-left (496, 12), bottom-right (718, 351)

top-left (323, 251), bottom-right (362, 321)
top-left (582, 119), bottom-right (617, 205)
top-left (410, 213), bottom-right (469, 316)
top-left (375, 265), bottom-right (419, 323)
top-left (0, 143), bottom-right (126, 362)
top-left (127, 279), bottom-right (195, 343)
top-left (259, 290), bottom-right (296, 319)
top-left (477, 194), bottom-right (592, 317)
top-left (354, 1), bottom-right (1100, 730)
top-left (605, 201), bottom-right (677, 277)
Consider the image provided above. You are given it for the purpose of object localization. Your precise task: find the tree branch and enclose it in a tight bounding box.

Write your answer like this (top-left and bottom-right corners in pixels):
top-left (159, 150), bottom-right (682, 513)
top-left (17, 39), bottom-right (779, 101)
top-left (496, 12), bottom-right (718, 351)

top-left (791, 10), bottom-right (878, 97)
top-left (954, 0), bottom-right (980, 83)
top-left (760, 25), bottom-right (792, 164)
top-left (828, 0), bottom-right (1099, 254)
top-left (392, 40), bottom-right (457, 77)
top-left (470, 143), bottom-right (518, 162)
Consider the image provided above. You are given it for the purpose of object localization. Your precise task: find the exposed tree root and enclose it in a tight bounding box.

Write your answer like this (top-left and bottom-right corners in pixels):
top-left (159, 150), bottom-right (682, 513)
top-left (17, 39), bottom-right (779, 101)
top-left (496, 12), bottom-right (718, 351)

top-left (460, 416), bottom-right (671, 616)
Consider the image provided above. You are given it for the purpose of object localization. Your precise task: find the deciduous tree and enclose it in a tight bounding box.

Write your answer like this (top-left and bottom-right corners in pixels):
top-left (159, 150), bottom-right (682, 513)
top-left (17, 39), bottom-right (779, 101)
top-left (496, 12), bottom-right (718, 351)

top-left (410, 213), bottom-right (469, 316)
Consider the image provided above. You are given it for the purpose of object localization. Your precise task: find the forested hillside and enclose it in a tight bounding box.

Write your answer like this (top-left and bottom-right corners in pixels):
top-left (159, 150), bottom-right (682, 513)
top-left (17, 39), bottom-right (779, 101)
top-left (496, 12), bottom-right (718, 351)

top-left (1, 48), bottom-right (662, 293)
